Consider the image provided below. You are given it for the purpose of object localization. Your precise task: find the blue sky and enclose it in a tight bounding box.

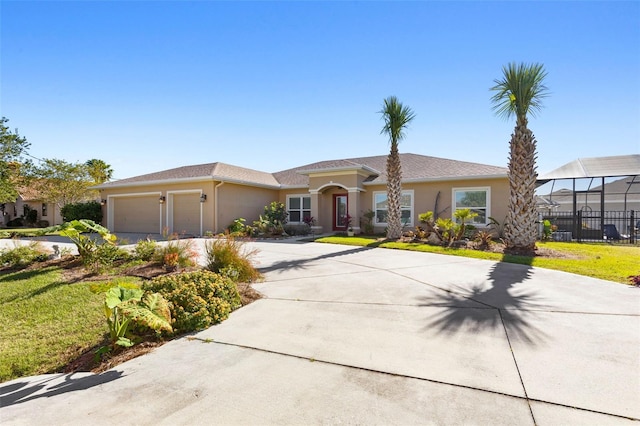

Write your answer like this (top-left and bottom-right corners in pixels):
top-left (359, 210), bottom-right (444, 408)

top-left (1, 1), bottom-right (639, 184)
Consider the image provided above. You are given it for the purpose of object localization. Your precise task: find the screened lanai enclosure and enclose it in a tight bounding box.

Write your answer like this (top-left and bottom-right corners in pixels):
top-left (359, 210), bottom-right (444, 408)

top-left (536, 155), bottom-right (640, 244)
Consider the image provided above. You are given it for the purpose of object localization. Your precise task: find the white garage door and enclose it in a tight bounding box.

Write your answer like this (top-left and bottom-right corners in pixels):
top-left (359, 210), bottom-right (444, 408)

top-left (172, 193), bottom-right (200, 236)
top-left (113, 196), bottom-right (160, 234)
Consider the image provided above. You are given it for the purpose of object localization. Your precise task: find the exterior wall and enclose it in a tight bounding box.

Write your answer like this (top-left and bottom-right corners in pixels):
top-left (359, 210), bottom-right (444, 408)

top-left (216, 183), bottom-right (279, 233)
top-left (96, 174), bottom-right (509, 237)
top-left (359, 178), bottom-right (509, 233)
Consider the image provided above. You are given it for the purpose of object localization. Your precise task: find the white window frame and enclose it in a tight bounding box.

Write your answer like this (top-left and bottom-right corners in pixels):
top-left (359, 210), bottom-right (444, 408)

top-left (373, 190), bottom-right (414, 227)
top-left (452, 187), bottom-right (491, 226)
top-left (286, 194), bottom-right (311, 224)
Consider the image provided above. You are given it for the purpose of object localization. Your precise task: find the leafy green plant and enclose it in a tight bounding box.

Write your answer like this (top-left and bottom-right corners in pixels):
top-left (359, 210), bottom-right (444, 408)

top-left (474, 230), bottom-right (494, 249)
top-left (542, 219), bottom-right (553, 240)
top-left (43, 220), bottom-right (117, 272)
top-left (0, 242), bottom-right (48, 269)
top-left (419, 209), bottom-right (477, 246)
top-left (228, 218), bottom-right (248, 236)
top-left (143, 270), bottom-right (241, 334)
top-left (253, 201), bottom-right (288, 236)
top-left (204, 236), bottom-right (261, 283)
top-left (94, 285), bottom-right (172, 352)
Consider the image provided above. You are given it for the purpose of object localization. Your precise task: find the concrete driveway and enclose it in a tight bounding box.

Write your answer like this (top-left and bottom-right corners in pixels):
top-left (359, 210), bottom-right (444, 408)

top-left (1, 240), bottom-right (639, 425)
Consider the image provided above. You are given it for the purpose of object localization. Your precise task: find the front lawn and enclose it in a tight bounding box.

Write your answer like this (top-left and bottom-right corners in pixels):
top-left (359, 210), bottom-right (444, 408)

top-left (315, 236), bottom-right (639, 284)
top-left (0, 265), bottom-right (107, 381)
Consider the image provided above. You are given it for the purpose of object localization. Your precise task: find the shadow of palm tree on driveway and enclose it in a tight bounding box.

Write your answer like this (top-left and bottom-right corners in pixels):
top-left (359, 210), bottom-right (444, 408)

top-left (258, 245), bottom-right (373, 274)
top-left (423, 260), bottom-right (547, 345)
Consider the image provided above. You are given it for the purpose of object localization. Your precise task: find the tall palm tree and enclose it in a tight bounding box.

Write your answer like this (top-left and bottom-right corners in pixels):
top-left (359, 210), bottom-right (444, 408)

top-left (85, 158), bottom-right (114, 184)
top-left (379, 96), bottom-right (415, 239)
top-left (491, 62), bottom-right (549, 255)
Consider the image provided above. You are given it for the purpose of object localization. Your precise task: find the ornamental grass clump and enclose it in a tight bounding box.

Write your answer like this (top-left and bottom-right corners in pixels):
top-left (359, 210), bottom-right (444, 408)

top-left (142, 270), bottom-right (241, 334)
top-left (204, 236), bottom-right (262, 283)
top-left (153, 238), bottom-right (198, 269)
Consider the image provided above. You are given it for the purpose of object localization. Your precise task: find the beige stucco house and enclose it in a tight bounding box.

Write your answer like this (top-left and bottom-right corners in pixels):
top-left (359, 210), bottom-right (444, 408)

top-left (1, 187), bottom-right (62, 227)
top-left (93, 153), bottom-right (510, 236)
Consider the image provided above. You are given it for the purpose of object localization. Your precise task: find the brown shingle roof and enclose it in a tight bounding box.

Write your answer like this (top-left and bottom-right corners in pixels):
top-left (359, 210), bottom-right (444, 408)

top-left (273, 153), bottom-right (507, 186)
top-left (97, 162), bottom-right (280, 189)
top-left (96, 154), bottom-right (507, 189)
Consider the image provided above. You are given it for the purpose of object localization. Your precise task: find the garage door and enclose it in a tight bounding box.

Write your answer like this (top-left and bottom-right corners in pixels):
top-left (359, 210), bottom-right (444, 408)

top-left (172, 193), bottom-right (200, 236)
top-left (113, 196), bottom-right (160, 234)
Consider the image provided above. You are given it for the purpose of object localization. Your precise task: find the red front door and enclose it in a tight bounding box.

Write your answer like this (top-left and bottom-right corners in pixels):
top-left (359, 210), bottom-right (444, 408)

top-left (333, 194), bottom-right (348, 230)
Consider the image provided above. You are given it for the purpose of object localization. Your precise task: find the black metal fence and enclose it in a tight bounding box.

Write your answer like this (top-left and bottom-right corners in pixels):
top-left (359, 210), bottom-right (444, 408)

top-left (541, 210), bottom-right (638, 244)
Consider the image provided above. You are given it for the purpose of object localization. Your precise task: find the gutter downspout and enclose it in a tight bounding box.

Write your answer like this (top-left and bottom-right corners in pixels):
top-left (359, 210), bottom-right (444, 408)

top-left (214, 181), bottom-right (225, 233)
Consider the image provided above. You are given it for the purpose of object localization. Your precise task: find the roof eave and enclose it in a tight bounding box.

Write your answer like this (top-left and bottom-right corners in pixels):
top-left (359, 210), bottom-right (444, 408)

top-left (363, 174), bottom-right (508, 186)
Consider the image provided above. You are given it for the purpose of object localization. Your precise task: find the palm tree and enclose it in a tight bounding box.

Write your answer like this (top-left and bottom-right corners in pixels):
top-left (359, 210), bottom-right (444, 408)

top-left (491, 62), bottom-right (549, 255)
top-left (85, 158), bottom-right (113, 184)
top-left (379, 96), bottom-right (415, 239)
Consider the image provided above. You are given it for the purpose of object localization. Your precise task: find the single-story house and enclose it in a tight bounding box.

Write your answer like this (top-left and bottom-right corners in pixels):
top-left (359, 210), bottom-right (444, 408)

top-left (0, 187), bottom-right (62, 227)
top-left (93, 153), bottom-right (510, 236)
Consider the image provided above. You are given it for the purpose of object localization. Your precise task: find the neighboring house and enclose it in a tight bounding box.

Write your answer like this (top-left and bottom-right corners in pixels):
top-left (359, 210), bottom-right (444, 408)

top-left (0, 187), bottom-right (63, 227)
top-left (93, 153), bottom-right (510, 236)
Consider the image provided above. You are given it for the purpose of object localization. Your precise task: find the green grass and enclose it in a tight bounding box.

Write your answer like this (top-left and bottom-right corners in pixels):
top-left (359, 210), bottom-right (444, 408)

top-left (315, 236), bottom-right (639, 284)
top-left (0, 267), bottom-right (107, 382)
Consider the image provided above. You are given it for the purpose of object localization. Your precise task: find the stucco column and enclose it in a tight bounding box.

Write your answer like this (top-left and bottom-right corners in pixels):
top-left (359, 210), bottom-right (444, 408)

top-left (309, 190), bottom-right (322, 234)
top-left (348, 189), bottom-right (361, 234)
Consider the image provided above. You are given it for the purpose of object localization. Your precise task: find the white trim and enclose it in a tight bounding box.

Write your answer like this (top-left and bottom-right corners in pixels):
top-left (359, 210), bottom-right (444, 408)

top-left (451, 186), bottom-right (491, 226)
top-left (372, 189), bottom-right (415, 227)
top-left (316, 182), bottom-right (349, 192)
top-left (286, 194), bottom-right (312, 224)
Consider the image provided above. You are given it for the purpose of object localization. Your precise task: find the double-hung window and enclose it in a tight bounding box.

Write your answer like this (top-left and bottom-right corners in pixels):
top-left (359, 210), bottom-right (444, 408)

top-left (287, 195), bottom-right (311, 223)
top-left (452, 187), bottom-right (490, 225)
top-left (373, 190), bottom-right (413, 226)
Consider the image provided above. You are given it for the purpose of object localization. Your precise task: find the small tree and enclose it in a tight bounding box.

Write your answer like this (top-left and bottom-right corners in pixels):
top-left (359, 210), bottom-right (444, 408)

top-left (29, 158), bottom-right (94, 209)
top-left (0, 117), bottom-right (31, 203)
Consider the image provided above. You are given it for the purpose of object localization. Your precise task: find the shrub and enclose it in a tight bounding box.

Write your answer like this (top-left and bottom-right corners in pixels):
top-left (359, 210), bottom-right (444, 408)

top-left (0, 242), bottom-right (48, 269)
top-left (153, 238), bottom-right (198, 269)
top-left (36, 219), bottom-right (49, 228)
top-left (204, 236), bottom-right (261, 283)
top-left (133, 239), bottom-right (158, 261)
top-left (253, 201), bottom-right (288, 236)
top-left (143, 270), bottom-right (241, 334)
top-left (6, 218), bottom-right (24, 227)
top-left (24, 206), bottom-right (38, 225)
top-left (61, 201), bottom-right (103, 223)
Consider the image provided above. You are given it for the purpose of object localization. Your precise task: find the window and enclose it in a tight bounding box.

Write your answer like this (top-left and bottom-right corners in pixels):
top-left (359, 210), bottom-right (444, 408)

top-left (453, 187), bottom-right (490, 225)
top-left (42, 203), bottom-right (48, 217)
top-left (373, 190), bottom-right (413, 226)
top-left (287, 195), bottom-right (311, 223)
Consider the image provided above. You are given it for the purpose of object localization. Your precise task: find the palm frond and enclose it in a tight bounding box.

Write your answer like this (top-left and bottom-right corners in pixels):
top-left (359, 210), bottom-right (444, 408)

top-left (490, 62), bottom-right (549, 120)
top-left (379, 96), bottom-right (416, 145)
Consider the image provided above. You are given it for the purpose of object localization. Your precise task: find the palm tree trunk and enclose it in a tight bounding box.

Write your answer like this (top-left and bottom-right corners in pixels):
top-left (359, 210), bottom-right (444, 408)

top-left (386, 142), bottom-right (403, 239)
top-left (505, 116), bottom-right (538, 254)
